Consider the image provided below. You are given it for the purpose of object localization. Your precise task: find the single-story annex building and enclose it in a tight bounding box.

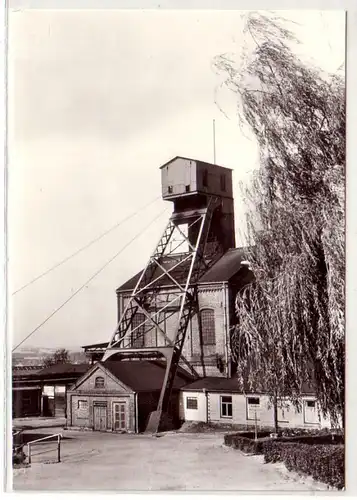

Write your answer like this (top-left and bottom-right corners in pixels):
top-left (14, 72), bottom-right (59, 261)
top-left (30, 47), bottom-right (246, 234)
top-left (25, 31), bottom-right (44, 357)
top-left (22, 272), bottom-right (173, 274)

top-left (179, 377), bottom-right (333, 429)
top-left (66, 360), bottom-right (192, 432)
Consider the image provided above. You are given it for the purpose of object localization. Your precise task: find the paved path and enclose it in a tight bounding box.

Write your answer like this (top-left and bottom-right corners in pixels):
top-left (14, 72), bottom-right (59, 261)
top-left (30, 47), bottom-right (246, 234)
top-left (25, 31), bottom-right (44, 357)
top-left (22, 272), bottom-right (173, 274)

top-left (13, 430), bottom-right (331, 492)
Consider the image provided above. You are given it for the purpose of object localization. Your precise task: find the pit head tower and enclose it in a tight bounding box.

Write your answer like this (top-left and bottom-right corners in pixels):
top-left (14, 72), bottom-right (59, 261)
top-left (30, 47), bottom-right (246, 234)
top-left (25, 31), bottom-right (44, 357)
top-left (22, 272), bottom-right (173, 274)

top-left (102, 156), bottom-right (235, 432)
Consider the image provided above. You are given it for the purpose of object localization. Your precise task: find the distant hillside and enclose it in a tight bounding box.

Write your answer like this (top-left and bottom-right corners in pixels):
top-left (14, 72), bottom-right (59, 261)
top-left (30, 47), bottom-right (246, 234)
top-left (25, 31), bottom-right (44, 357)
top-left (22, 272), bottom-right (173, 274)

top-left (12, 346), bottom-right (89, 366)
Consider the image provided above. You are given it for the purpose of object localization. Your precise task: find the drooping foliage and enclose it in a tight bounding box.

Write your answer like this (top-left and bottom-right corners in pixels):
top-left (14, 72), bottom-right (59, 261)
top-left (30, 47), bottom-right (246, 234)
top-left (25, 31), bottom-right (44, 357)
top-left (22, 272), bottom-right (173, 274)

top-left (214, 12), bottom-right (345, 425)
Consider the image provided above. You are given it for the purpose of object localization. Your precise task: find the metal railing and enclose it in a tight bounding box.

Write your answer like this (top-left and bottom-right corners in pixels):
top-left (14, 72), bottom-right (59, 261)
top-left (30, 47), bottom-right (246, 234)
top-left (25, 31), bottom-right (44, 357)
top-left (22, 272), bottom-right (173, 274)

top-left (12, 430), bottom-right (24, 454)
top-left (27, 433), bottom-right (62, 464)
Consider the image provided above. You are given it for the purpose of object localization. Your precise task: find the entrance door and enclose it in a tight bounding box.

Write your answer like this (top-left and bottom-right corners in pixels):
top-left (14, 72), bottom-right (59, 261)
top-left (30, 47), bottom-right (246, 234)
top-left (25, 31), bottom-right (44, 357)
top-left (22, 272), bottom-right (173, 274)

top-left (113, 402), bottom-right (127, 431)
top-left (304, 399), bottom-right (319, 424)
top-left (93, 404), bottom-right (107, 431)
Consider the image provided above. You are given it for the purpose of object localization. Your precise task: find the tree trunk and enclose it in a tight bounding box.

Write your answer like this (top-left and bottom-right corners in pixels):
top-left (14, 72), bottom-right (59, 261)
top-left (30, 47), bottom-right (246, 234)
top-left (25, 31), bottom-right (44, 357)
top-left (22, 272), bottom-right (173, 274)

top-left (273, 394), bottom-right (279, 434)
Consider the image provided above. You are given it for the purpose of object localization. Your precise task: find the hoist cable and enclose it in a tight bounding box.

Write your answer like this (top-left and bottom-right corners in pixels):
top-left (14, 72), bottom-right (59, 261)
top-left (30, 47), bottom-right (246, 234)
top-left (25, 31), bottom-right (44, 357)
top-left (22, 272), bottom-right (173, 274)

top-left (12, 207), bottom-right (169, 352)
top-left (12, 195), bottom-right (161, 295)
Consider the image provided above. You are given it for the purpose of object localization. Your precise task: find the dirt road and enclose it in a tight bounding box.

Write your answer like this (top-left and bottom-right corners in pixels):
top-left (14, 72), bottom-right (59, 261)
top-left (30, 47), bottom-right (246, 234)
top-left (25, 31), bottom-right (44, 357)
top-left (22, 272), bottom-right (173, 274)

top-left (13, 429), bottom-right (331, 492)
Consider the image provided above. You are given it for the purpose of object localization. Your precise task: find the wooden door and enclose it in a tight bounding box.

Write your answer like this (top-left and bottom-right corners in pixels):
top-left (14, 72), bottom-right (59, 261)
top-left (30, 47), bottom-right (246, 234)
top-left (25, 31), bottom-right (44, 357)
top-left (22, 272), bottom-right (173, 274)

top-left (113, 402), bottom-right (127, 431)
top-left (93, 404), bottom-right (107, 431)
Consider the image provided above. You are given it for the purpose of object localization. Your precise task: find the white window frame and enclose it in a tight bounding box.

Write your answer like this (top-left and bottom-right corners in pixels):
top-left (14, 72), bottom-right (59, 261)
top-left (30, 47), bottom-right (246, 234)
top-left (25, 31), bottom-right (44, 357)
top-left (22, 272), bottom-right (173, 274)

top-left (220, 395), bottom-right (233, 419)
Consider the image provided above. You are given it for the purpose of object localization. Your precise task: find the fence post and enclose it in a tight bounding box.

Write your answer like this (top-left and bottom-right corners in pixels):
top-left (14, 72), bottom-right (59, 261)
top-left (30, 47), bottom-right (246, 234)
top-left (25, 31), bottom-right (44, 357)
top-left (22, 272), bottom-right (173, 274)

top-left (28, 443), bottom-right (31, 465)
top-left (58, 435), bottom-right (61, 463)
top-left (254, 411), bottom-right (258, 441)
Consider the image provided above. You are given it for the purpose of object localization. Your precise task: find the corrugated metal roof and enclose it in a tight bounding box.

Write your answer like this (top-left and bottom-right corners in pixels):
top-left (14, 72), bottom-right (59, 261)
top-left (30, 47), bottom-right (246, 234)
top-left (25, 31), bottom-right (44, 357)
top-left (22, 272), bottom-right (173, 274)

top-left (117, 248), bottom-right (249, 292)
top-left (101, 360), bottom-right (192, 392)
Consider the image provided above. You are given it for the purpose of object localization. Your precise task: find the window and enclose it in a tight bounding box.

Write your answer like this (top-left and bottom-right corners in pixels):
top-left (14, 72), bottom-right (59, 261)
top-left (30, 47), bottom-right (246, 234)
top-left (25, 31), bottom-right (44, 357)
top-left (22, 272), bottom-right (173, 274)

top-left (168, 185), bottom-right (173, 194)
top-left (185, 185), bottom-right (190, 192)
top-left (202, 169), bottom-right (208, 187)
top-left (306, 400), bottom-right (316, 408)
top-left (95, 376), bottom-right (105, 388)
top-left (200, 309), bottom-right (215, 345)
top-left (220, 396), bottom-right (233, 418)
top-left (78, 400), bottom-right (88, 410)
top-left (220, 174), bottom-right (226, 192)
top-left (186, 397), bottom-right (198, 410)
top-left (131, 313), bottom-right (145, 347)
top-left (247, 397), bottom-right (260, 406)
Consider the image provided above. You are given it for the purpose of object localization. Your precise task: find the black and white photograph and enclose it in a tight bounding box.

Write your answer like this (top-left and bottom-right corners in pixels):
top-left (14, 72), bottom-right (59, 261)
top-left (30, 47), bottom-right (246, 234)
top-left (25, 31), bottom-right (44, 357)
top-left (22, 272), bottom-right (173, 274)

top-left (6, 6), bottom-right (346, 493)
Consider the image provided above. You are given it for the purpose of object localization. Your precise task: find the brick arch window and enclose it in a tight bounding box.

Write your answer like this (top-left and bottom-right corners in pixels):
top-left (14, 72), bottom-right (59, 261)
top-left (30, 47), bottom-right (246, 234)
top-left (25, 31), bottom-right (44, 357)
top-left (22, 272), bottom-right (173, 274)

top-left (200, 308), bottom-right (216, 345)
top-left (95, 376), bottom-right (105, 388)
top-left (131, 313), bottom-right (145, 348)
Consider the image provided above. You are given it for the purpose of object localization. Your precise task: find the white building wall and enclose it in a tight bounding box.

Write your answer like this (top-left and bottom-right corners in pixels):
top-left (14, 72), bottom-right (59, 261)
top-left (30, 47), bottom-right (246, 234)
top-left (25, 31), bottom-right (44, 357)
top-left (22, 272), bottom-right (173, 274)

top-left (180, 391), bottom-right (333, 430)
top-left (179, 391), bottom-right (207, 422)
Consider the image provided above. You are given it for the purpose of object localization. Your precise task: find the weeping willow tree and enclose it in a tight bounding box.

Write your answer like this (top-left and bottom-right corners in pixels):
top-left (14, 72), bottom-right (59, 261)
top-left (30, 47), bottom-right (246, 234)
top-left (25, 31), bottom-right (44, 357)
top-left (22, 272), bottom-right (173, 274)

top-left (214, 13), bottom-right (345, 428)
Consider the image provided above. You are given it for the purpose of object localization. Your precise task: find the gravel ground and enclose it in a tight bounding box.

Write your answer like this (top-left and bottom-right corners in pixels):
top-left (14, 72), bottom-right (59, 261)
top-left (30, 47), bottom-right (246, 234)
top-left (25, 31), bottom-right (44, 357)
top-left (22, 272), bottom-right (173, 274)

top-left (12, 428), bottom-right (332, 492)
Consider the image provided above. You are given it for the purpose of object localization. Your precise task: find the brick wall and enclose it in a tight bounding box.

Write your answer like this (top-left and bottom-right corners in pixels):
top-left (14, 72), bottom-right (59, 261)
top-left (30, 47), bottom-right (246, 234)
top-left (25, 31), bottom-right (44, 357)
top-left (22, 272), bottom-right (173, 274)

top-left (121, 283), bottom-right (231, 378)
top-left (76, 365), bottom-right (129, 393)
top-left (67, 392), bottom-right (136, 431)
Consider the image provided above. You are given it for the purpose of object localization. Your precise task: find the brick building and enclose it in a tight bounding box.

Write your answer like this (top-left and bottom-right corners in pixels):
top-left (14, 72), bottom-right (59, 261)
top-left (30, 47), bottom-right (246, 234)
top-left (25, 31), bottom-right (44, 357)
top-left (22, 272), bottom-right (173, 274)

top-left (66, 360), bottom-right (191, 432)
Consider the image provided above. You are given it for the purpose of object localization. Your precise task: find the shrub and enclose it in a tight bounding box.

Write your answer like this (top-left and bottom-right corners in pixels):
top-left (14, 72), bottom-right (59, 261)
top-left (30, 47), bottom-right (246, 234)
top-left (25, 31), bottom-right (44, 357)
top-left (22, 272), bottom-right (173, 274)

top-left (13, 448), bottom-right (26, 466)
top-left (264, 441), bottom-right (344, 489)
top-left (224, 433), bottom-right (271, 454)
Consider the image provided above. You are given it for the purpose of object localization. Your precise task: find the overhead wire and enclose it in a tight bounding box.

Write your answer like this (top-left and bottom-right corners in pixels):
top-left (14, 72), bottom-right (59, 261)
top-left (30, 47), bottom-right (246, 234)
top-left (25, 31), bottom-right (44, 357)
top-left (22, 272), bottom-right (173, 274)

top-left (12, 206), bottom-right (169, 352)
top-left (12, 195), bottom-right (161, 295)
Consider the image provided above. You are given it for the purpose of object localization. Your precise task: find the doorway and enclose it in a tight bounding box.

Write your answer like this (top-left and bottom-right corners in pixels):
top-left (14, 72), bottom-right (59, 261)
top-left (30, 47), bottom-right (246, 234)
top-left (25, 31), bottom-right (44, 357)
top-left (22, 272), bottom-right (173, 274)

top-left (303, 399), bottom-right (319, 424)
top-left (93, 403), bottom-right (107, 431)
top-left (113, 402), bottom-right (127, 431)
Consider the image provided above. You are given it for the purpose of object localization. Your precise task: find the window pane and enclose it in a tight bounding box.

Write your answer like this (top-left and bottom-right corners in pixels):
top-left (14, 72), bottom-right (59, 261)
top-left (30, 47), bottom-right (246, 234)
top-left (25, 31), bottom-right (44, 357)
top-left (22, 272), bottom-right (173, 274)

top-left (247, 397), bottom-right (260, 405)
top-left (132, 313), bottom-right (145, 347)
top-left (200, 309), bottom-right (215, 345)
top-left (221, 396), bottom-right (233, 418)
top-left (186, 397), bottom-right (198, 410)
top-left (95, 376), bottom-right (104, 388)
top-left (306, 400), bottom-right (316, 408)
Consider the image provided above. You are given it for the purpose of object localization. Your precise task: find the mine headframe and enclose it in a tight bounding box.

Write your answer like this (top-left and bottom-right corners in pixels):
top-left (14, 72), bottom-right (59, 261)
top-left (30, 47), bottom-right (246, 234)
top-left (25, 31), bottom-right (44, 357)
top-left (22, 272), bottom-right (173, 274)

top-left (102, 157), bottom-right (235, 432)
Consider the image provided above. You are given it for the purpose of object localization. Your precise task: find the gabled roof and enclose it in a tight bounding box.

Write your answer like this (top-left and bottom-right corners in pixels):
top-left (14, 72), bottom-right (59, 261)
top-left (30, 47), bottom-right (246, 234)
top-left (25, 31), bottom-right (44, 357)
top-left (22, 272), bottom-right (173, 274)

top-left (159, 156), bottom-right (232, 171)
top-left (117, 247), bottom-right (250, 292)
top-left (102, 360), bottom-right (191, 391)
top-left (72, 360), bottom-right (192, 393)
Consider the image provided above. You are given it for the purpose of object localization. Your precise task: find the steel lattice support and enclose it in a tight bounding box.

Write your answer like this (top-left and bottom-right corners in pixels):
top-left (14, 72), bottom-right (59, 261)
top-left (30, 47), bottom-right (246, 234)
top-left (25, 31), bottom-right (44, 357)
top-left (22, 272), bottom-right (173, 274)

top-left (102, 196), bottom-right (224, 432)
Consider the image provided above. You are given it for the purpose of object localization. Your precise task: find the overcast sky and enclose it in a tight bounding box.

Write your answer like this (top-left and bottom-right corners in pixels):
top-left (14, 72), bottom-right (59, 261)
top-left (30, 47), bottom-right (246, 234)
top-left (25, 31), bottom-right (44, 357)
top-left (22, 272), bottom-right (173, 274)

top-left (8, 10), bottom-right (345, 350)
